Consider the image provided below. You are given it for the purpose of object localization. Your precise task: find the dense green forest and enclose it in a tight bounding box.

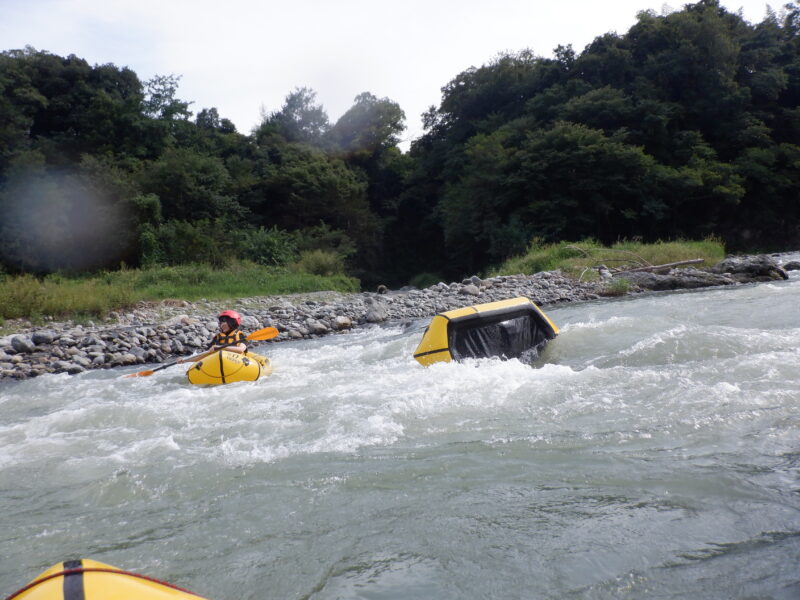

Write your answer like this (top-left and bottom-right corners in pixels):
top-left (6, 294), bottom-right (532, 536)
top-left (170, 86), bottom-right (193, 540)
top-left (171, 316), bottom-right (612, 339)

top-left (1, 0), bottom-right (798, 288)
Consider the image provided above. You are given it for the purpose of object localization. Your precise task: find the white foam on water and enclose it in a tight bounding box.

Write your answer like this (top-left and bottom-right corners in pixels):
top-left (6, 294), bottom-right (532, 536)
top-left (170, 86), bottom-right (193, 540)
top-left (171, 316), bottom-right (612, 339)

top-left (2, 275), bottom-right (799, 599)
top-left (559, 315), bottom-right (638, 331)
top-left (4, 299), bottom-right (797, 474)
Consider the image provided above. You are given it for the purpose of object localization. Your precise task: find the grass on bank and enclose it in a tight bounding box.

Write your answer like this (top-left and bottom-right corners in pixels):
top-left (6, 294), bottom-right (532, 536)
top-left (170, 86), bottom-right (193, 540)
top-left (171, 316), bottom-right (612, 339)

top-left (0, 261), bottom-right (360, 323)
top-left (488, 238), bottom-right (726, 280)
top-left (0, 239), bottom-right (728, 324)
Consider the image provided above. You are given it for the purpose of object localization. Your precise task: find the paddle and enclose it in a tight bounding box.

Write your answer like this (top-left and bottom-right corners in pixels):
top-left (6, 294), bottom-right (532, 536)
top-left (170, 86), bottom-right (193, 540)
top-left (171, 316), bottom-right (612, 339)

top-left (123, 326), bottom-right (279, 378)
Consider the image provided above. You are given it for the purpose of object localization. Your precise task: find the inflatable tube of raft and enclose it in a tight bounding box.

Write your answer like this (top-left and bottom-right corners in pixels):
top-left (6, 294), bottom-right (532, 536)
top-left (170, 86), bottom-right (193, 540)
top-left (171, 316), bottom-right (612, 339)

top-left (5, 559), bottom-right (207, 600)
top-left (413, 296), bottom-right (559, 366)
top-left (186, 350), bottom-right (272, 385)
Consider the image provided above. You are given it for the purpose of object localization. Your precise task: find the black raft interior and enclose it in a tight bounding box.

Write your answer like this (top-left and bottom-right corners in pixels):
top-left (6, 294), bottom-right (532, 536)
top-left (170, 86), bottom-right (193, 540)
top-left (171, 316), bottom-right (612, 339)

top-left (448, 308), bottom-right (556, 363)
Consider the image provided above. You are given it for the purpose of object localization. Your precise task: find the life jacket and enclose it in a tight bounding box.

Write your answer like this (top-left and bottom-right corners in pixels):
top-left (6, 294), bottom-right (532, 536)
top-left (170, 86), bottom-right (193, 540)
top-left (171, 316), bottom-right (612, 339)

top-left (209, 329), bottom-right (248, 351)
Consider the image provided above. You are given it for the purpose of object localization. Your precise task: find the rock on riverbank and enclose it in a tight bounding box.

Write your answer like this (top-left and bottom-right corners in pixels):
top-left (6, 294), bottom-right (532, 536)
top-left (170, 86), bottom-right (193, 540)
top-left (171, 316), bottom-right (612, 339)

top-left (0, 254), bottom-right (795, 381)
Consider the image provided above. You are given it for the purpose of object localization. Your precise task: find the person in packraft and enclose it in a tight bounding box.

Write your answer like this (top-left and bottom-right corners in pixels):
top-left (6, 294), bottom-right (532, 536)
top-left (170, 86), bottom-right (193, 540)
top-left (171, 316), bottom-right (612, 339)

top-left (178, 310), bottom-right (247, 363)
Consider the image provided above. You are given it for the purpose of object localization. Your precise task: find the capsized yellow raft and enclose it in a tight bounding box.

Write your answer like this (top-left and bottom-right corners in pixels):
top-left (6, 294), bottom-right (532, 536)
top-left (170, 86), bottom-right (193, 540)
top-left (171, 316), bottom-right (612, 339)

top-left (186, 349), bottom-right (272, 385)
top-left (6, 558), bottom-right (207, 600)
top-left (413, 296), bottom-right (559, 366)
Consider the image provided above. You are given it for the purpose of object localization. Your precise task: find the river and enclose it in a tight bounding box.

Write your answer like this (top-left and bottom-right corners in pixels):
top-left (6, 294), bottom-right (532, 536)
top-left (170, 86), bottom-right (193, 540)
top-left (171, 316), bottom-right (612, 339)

top-left (1, 265), bottom-right (799, 599)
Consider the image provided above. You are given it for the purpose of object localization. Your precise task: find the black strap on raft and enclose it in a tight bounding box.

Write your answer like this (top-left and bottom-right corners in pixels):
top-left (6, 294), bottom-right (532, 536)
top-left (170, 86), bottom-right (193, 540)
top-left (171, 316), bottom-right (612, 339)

top-left (63, 560), bottom-right (84, 600)
top-left (413, 347), bottom-right (450, 359)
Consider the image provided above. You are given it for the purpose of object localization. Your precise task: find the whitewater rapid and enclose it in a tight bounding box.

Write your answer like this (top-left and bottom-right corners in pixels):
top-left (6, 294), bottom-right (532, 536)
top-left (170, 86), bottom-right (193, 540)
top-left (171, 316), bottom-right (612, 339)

top-left (2, 269), bottom-right (799, 599)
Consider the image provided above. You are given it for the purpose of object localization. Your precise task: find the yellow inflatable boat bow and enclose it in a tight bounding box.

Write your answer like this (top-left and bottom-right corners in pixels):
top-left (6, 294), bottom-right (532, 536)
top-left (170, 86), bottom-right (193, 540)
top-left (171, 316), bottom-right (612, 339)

top-left (5, 558), bottom-right (208, 600)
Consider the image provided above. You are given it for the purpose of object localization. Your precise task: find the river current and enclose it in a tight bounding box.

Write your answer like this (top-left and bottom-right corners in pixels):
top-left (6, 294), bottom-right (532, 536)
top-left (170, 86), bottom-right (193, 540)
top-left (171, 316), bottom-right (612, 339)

top-left (1, 265), bottom-right (799, 599)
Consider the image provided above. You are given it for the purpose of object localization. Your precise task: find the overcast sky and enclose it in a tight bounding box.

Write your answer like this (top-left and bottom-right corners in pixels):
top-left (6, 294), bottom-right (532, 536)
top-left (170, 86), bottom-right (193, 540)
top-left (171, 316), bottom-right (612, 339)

top-left (2, 0), bottom-right (776, 149)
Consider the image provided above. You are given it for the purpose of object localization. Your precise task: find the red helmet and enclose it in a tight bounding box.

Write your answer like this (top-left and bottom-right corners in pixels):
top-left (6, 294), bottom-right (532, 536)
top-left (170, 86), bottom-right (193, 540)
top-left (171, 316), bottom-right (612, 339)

top-left (218, 310), bottom-right (241, 327)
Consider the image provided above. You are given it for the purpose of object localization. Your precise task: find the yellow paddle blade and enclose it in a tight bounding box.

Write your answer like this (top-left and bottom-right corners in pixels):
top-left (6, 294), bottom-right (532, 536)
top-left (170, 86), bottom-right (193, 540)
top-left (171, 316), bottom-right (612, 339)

top-left (123, 369), bottom-right (155, 378)
top-left (247, 326), bottom-right (279, 341)
top-left (121, 359), bottom-right (180, 378)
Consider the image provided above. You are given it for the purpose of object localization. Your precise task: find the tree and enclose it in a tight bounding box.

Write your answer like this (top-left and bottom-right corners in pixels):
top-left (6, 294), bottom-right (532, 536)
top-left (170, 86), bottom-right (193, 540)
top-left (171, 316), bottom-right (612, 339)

top-left (327, 92), bottom-right (405, 158)
top-left (0, 48), bottom-right (47, 170)
top-left (196, 107), bottom-right (221, 130)
top-left (248, 142), bottom-right (381, 277)
top-left (143, 74), bottom-right (192, 121)
top-left (139, 148), bottom-right (245, 222)
top-left (256, 87), bottom-right (330, 147)
top-left (0, 48), bottom-right (153, 162)
top-left (557, 86), bottom-right (636, 133)
top-left (439, 122), bottom-right (667, 276)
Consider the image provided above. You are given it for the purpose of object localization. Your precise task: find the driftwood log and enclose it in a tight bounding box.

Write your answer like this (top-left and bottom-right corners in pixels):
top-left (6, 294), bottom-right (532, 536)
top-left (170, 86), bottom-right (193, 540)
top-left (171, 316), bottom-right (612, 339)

top-left (613, 258), bottom-right (705, 274)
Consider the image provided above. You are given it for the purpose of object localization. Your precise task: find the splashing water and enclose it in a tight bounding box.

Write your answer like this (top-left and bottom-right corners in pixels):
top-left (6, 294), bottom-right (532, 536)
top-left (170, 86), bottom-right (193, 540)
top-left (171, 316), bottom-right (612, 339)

top-left (2, 268), bottom-right (799, 599)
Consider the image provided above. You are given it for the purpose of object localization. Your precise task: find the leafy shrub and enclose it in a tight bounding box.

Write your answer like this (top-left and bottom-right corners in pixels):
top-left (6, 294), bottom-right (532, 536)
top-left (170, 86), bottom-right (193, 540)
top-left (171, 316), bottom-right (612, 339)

top-left (239, 226), bottom-right (297, 267)
top-left (291, 249), bottom-right (345, 276)
top-left (598, 277), bottom-right (632, 297)
top-left (144, 219), bottom-right (232, 267)
top-left (293, 222), bottom-right (356, 258)
top-left (139, 224), bottom-right (165, 268)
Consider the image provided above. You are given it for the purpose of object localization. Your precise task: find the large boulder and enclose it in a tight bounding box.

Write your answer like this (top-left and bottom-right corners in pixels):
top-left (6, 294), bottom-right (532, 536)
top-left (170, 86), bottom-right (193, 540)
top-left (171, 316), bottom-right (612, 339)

top-left (364, 298), bottom-right (389, 323)
top-left (620, 268), bottom-right (734, 291)
top-left (710, 255), bottom-right (789, 282)
top-left (782, 260), bottom-right (800, 271)
top-left (31, 330), bottom-right (57, 345)
top-left (11, 336), bottom-right (36, 353)
top-left (332, 316), bottom-right (352, 330)
top-left (241, 315), bottom-right (260, 329)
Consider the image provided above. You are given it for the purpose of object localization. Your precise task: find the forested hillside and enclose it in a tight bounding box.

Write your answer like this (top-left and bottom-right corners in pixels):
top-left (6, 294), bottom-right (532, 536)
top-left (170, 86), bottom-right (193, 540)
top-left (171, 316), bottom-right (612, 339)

top-left (1, 0), bottom-right (798, 287)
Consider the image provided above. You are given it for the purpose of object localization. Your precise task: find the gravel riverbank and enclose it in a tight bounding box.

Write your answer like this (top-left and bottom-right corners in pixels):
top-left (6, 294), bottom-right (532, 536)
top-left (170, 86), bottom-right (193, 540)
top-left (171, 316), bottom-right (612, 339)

top-left (1, 253), bottom-right (795, 381)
